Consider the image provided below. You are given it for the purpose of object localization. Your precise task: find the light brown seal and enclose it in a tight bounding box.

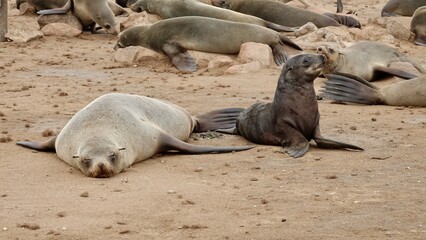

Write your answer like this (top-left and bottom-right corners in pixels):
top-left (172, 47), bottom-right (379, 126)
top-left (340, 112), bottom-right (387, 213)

top-left (16, 93), bottom-right (253, 178)
top-left (381, 0), bottom-right (426, 17)
top-left (211, 0), bottom-right (341, 28)
top-left (316, 41), bottom-right (426, 81)
top-left (411, 6), bottom-right (426, 46)
top-left (37, 0), bottom-right (120, 34)
top-left (221, 54), bottom-right (363, 157)
top-left (129, 0), bottom-right (297, 32)
top-left (114, 16), bottom-right (302, 72)
top-left (321, 73), bottom-right (426, 107)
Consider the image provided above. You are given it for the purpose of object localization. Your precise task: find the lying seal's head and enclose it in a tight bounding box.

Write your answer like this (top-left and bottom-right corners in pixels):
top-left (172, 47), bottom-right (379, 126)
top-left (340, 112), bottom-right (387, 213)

top-left (73, 138), bottom-right (126, 178)
top-left (114, 25), bottom-right (148, 50)
top-left (94, 8), bottom-right (120, 35)
top-left (280, 53), bottom-right (325, 83)
top-left (316, 45), bottom-right (341, 73)
top-left (129, 0), bottom-right (147, 12)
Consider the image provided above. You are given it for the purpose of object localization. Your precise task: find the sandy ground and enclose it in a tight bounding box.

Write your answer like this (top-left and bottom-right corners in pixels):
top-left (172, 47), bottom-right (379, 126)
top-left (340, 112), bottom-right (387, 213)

top-left (1, 0), bottom-right (426, 239)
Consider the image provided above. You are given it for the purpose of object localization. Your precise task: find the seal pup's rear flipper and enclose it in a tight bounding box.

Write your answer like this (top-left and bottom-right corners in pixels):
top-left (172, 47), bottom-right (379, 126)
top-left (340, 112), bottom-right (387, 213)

top-left (374, 66), bottom-right (418, 80)
top-left (336, 0), bottom-right (343, 13)
top-left (314, 137), bottom-right (364, 151)
top-left (37, 0), bottom-right (72, 15)
top-left (159, 133), bottom-right (254, 154)
top-left (16, 136), bottom-right (57, 152)
top-left (194, 108), bottom-right (245, 132)
top-left (162, 43), bottom-right (197, 72)
top-left (321, 73), bottom-right (384, 105)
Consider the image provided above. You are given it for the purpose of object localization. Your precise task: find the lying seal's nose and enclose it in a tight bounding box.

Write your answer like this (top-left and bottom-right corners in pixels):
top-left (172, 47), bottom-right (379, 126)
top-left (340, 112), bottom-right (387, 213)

top-left (98, 162), bottom-right (104, 169)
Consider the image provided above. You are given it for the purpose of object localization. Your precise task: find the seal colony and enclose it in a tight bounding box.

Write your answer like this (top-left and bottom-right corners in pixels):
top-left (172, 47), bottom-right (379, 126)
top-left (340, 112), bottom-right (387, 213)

top-left (16, 93), bottom-right (253, 178)
top-left (321, 74), bottom-right (426, 107)
top-left (316, 41), bottom-right (426, 81)
top-left (129, 0), bottom-right (297, 32)
top-left (114, 16), bottom-right (302, 72)
top-left (221, 54), bottom-right (363, 157)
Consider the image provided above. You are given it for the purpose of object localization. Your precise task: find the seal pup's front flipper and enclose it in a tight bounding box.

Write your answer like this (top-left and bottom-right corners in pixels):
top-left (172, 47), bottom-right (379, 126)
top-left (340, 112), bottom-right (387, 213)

top-left (285, 141), bottom-right (310, 158)
top-left (314, 137), bottom-right (364, 151)
top-left (374, 66), bottom-right (418, 80)
top-left (279, 128), bottom-right (310, 158)
top-left (158, 133), bottom-right (254, 154)
top-left (37, 0), bottom-right (72, 15)
top-left (162, 43), bottom-right (197, 72)
top-left (194, 108), bottom-right (245, 132)
top-left (321, 73), bottom-right (384, 105)
top-left (16, 136), bottom-right (57, 152)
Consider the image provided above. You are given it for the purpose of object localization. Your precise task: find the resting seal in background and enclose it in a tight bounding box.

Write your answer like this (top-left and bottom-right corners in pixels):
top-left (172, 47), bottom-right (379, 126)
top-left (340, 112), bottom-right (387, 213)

top-left (317, 41), bottom-right (426, 82)
top-left (114, 16), bottom-right (302, 72)
top-left (129, 0), bottom-right (297, 32)
top-left (16, 93), bottom-right (253, 178)
top-left (220, 54), bottom-right (363, 157)
top-left (411, 6), bottom-right (426, 46)
top-left (381, 0), bottom-right (426, 17)
top-left (211, 0), bottom-right (343, 28)
top-left (37, 0), bottom-right (120, 34)
top-left (321, 73), bottom-right (426, 107)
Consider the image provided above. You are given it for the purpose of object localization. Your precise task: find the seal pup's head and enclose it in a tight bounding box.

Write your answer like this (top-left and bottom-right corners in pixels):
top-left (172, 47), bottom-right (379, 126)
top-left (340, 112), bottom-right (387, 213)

top-left (114, 25), bottom-right (148, 50)
top-left (73, 138), bottom-right (126, 178)
top-left (316, 45), bottom-right (341, 73)
top-left (280, 53), bottom-right (325, 84)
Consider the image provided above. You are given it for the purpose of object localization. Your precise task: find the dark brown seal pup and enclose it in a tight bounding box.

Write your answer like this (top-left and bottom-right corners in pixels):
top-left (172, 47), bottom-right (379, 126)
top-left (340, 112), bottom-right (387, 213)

top-left (317, 41), bottom-right (426, 81)
top-left (114, 16), bottom-right (302, 72)
top-left (211, 0), bottom-right (341, 28)
top-left (16, 93), bottom-right (253, 178)
top-left (411, 6), bottom-right (426, 46)
top-left (129, 0), bottom-right (296, 32)
top-left (381, 0), bottom-right (426, 17)
top-left (224, 54), bottom-right (363, 157)
top-left (37, 0), bottom-right (120, 34)
top-left (321, 73), bottom-right (426, 107)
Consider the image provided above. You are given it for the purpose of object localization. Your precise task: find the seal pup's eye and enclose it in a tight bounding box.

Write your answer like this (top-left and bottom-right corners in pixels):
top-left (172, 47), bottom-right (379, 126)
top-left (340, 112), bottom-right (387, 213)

top-left (109, 153), bottom-right (116, 162)
top-left (82, 158), bottom-right (92, 167)
top-left (303, 58), bottom-right (310, 64)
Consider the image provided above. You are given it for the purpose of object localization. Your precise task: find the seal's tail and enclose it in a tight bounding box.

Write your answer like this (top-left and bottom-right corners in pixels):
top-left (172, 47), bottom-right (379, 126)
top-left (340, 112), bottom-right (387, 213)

top-left (193, 108), bottom-right (244, 133)
top-left (320, 73), bottom-right (384, 105)
top-left (16, 136), bottom-right (57, 152)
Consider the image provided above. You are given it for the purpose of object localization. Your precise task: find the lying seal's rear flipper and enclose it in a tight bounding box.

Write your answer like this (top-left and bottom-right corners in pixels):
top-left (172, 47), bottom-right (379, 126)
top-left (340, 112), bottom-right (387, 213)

top-left (278, 34), bottom-right (303, 51)
top-left (265, 21), bottom-right (298, 32)
top-left (321, 73), bottom-right (384, 105)
top-left (336, 0), bottom-right (343, 13)
top-left (37, 0), bottom-right (72, 15)
top-left (162, 43), bottom-right (197, 72)
top-left (159, 133), bottom-right (254, 154)
top-left (194, 108), bottom-right (245, 133)
top-left (16, 136), bottom-right (57, 152)
top-left (374, 66), bottom-right (418, 80)
top-left (314, 137), bottom-right (363, 151)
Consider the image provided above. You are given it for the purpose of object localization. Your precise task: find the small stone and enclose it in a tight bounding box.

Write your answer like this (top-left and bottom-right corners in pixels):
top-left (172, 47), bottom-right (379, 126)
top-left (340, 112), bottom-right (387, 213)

top-left (294, 22), bottom-right (318, 37)
top-left (237, 42), bottom-right (274, 66)
top-left (167, 190), bottom-right (176, 194)
top-left (386, 19), bottom-right (412, 41)
top-left (350, 126), bottom-right (357, 130)
top-left (80, 191), bottom-right (89, 198)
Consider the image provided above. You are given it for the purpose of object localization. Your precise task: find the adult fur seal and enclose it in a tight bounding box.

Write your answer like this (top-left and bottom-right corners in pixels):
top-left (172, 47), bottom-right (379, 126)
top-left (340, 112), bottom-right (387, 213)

top-left (221, 54), bottom-right (363, 157)
top-left (16, 93), bottom-right (253, 178)
top-left (37, 0), bottom-right (120, 34)
top-left (411, 6), bottom-right (426, 46)
top-left (321, 73), bottom-right (426, 107)
top-left (211, 0), bottom-right (341, 28)
top-left (129, 0), bottom-right (296, 32)
top-left (381, 0), bottom-right (426, 17)
top-left (316, 41), bottom-right (426, 81)
top-left (114, 16), bottom-right (302, 72)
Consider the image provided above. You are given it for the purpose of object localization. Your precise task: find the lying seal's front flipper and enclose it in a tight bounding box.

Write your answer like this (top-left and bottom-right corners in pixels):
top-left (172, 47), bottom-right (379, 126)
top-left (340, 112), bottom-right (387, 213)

top-left (374, 66), bottom-right (418, 80)
top-left (16, 136), bottom-right (57, 152)
top-left (321, 73), bottom-right (384, 105)
top-left (194, 108), bottom-right (245, 133)
top-left (159, 133), bottom-right (254, 154)
top-left (37, 0), bottom-right (72, 15)
top-left (162, 43), bottom-right (197, 72)
top-left (314, 137), bottom-right (363, 151)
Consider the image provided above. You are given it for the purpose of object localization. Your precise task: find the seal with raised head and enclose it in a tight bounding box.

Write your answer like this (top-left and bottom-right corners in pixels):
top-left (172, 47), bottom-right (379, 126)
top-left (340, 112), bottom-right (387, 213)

top-left (221, 54), bottom-right (363, 157)
top-left (114, 16), bottom-right (302, 72)
top-left (321, 73), bottom-right (426, 107)
top-left (37, 0), bottom-right (120, 34)
top-left (316, 41), bottom-right (426, 81)
top-left (381, 0), bottom-right (426, 17)
top-left (129, 0), bottom-right (296, 32)
top-left (211, 0), bottom-right (342, 28)
top-left (16, 93), bottom-right (253, 178)
top-left (411, 6), bottom-right (426, 46)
